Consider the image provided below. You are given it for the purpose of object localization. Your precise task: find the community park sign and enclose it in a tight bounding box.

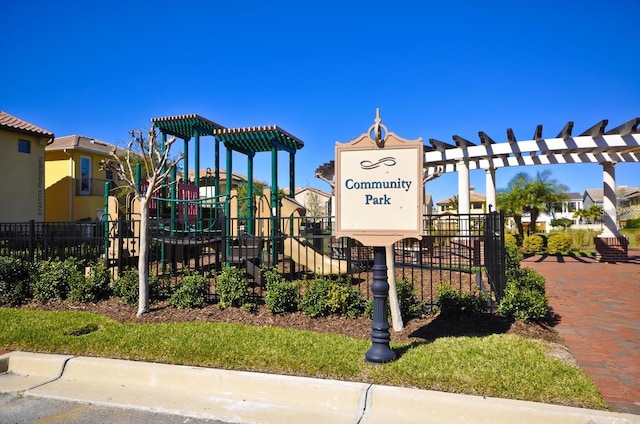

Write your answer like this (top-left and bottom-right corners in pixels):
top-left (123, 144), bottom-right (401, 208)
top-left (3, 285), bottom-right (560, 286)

top-left (335, 110), bottom-right (424, 247)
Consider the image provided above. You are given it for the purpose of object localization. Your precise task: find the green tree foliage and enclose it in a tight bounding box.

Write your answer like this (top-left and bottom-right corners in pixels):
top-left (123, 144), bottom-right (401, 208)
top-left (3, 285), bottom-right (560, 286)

top-left (498, 171), bottom-right (569, 237)
top-left (551, 218), bottom-right (574, 230)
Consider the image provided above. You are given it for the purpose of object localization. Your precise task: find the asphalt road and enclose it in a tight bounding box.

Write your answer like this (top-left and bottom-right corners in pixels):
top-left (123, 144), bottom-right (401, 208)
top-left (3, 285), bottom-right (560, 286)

top-left (0, 393), bottom-right (231, 424)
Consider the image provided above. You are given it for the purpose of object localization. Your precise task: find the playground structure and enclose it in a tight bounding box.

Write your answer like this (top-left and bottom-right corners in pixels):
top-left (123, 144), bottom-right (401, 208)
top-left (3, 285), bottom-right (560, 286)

top-left (103, 114), bottom-right (350, 281)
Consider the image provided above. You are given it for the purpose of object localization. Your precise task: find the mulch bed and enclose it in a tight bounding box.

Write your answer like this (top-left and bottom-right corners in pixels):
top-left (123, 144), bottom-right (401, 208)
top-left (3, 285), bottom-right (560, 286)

top-left (18, 297), bottom-right (562, 345)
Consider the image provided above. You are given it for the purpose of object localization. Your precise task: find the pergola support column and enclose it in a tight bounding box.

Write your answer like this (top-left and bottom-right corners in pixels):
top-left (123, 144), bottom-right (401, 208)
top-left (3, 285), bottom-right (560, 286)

top-left (595, 162), bottom-right (628, 262)
top-left (457, 161), bottom-right (470, 214)
top-left (485, 168), bottom-right (496, 212)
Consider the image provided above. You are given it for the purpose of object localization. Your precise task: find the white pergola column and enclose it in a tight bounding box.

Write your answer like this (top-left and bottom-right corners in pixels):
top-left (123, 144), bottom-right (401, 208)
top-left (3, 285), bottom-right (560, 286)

top-left (485, 168), bottom-right (496, 213)
top-left (600, 162), bottom-right (621, 237)
top-left (457, 161), bottom-right (470, 214)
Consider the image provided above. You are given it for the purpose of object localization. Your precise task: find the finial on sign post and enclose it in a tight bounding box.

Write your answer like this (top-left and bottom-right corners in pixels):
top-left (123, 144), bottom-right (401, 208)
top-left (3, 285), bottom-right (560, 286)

top-left (371, 108), bottom-right (387, 148)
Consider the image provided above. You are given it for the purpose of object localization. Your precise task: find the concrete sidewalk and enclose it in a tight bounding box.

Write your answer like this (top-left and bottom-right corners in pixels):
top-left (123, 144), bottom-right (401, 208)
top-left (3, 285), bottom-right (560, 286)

top-left (1, 351), bottom-right (638, 424)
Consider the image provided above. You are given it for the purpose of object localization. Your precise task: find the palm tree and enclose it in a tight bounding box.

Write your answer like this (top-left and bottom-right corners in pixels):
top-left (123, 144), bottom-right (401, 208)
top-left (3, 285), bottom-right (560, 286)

top-left (523, 170), bottom-right (570, 233)
top-left (497, 173), bottom-right (529, 238)
top-left (498, 170), bottom-right (569, 236)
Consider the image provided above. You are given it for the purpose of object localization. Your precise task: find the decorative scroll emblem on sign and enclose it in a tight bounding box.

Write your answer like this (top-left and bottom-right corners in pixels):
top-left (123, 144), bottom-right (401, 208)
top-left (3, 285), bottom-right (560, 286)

top-left (360, 157), bottom-right (396, 169)
top-left (335, 109), bottom-right (424, 246)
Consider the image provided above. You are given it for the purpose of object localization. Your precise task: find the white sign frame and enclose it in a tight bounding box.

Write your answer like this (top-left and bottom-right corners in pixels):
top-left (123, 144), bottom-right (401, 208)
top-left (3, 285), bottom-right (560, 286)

top-left (335, 116), bottom-right (423, 246)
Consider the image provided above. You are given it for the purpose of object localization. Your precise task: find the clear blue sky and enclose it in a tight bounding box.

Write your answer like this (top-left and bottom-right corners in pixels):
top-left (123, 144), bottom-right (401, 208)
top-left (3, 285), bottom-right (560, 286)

top-left (3, 1), bottom-right (638, 204)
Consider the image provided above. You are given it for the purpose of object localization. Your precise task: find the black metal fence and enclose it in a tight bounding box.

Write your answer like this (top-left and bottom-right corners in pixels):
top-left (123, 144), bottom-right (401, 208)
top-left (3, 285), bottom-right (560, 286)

top-left (0, 212), bottom-right (505, 308)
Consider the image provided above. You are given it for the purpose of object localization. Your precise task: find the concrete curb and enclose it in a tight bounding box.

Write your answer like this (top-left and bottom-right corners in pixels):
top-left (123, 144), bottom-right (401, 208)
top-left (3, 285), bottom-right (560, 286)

top-left (0, 351), bottom-right (74, 392)
top-left (1, 351), bottom-right (639, 424)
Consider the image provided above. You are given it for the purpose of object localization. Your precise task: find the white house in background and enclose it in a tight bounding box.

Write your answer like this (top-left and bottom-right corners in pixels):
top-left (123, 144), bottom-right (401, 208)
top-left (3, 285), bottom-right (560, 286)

top-left (520, 192), bottom-right (583, 232)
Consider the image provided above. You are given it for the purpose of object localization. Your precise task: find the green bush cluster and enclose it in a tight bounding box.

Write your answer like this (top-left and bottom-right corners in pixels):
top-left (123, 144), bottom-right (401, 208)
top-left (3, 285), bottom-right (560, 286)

top-left (365, 278), bottom-right (425, 322)
top-left (169, 272), bottom-right (209, 309)
top-left (301, 275), bottom-right (364, 318)
top-left (625, 218), bottom-right (640, 229)
top-left (69, 260), bottom-right (111, 303)
top-left (32, 258), bottom-right (84, 301)
top-left (504, 234), bottom-right (519, 249)
top-left (264, 268), bottom-right (300, 314)
top-left (1, 257), bottom-right (113, 305)
top-left (216, 265), bottom-right (249, 308)
top-left (111, 268), bottom-right (169, 306)
top-left (547, 232), bottom-right (572, 254)
top-left (522, 234), bottom-right (544, 254)
top-left (498, 248), bottom-right (548, 322)
top-left (0, 257), bottom-right (33, 306)
top-left (435, 282), bottom-right (489, 318)
top-left (111, 268), bottom-right (141, 306)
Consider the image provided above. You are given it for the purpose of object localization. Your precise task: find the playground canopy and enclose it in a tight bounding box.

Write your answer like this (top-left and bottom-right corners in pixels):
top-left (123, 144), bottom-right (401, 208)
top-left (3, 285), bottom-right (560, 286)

top-left (150, 114), bottom-right (305, 256)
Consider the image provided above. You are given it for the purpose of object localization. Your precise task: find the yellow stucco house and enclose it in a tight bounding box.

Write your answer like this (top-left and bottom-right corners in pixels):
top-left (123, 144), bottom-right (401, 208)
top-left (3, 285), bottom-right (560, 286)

top-left (436, 189), bottom-right (487, 214)
top-left (45, 135), bottom-right (124, 222)
top-left (0, 111), bottom-right (55, 222)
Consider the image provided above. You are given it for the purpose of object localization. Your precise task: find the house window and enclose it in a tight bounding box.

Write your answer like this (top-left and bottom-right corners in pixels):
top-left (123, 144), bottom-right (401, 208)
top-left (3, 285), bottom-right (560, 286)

top-left (18, 139), bottom-right (30, 153)
top-left (106, 168), bottom-right (114, 181)
top-left (80, 156), bottom-right (91, 195)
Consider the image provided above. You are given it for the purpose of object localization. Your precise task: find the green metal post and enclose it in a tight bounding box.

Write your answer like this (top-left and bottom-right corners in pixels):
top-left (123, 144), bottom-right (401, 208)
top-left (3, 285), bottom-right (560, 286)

top-left (170, 167), bottom-right (177, 235)
top-left (215, 138), bottom-right (220, 198)
top-left (183, 138), bottom-right (189, 183)
top-left (271, 146), bottom-right (278, 265)
top-left (194, 129), bottom-right (201, 230)
top-left (135, 163), bottom-right (142, 192)
top-left (247, 152), bottom-right (254, 235)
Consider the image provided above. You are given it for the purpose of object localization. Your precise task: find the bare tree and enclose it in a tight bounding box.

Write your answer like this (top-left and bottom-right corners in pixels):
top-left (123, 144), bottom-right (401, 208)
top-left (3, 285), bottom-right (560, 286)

top-left (103, 128), bottom-right (182, 317)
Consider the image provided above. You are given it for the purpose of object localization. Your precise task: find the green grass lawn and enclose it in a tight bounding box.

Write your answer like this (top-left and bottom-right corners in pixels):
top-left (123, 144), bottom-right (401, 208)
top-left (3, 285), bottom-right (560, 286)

top-left (0, 308), bottom-right (606, 410)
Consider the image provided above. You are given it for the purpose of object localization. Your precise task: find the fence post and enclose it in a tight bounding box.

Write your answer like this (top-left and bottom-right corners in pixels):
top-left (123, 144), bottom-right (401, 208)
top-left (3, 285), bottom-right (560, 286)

top-left (104, 181), bottom-right (110, 261)
top-left (28, 220), bottom-right (35, 262)
top-left (117, 218), bottom-right (124, 275)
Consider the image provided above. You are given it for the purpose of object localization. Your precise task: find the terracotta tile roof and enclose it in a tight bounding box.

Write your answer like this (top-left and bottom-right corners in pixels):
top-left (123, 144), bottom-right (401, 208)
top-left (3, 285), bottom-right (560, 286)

top-left (437, 191), bottom-right (486, 205)
top-left (46, 135), bottom-right (126, 156)
top-left (0, 110), bottom-right (54, 138)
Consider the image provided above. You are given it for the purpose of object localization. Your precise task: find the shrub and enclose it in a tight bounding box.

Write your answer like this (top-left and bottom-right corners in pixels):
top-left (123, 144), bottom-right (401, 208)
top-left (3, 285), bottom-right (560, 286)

top-left (522, 234), bottom-right (544, 254)
top-left (216, 265), bottom-right (249, 308)
top-left (365, 278), bottom-right (425, 322)
top-left (395, 278), bottom-right (426, 320)
top-left (547, 232), bottom-right (573, 254)
top-left (0, 256), bottom-right (33, 305)
top-left (435, 282), bottom-right (489, 318)
top-left (264, 268), bottom-right (300, 314)
top-left (32, 258), bottom-right (84, 301)
top-left (111, 268), bottom-right (139, 306)
top-left (504, 234), bottom-right (518, 249)
top-left (169, 273), bottom-right (209, 309)
top-left (498, 282), bottom-right (549, 321)
top-left (301, 275), bottom-right (364, 318)
top-left (69, 261), bottom-right (112, 303)
top-left (505, 242), bottom-right (523, 280)
top-left (111, 268), bottom-right (167, 306)
top-left (510, 267), bottom-right (546, 293)
top-left (625, 218), bottom-right (640, 229)
top-left (498, 263), bottom-right (548, 321)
